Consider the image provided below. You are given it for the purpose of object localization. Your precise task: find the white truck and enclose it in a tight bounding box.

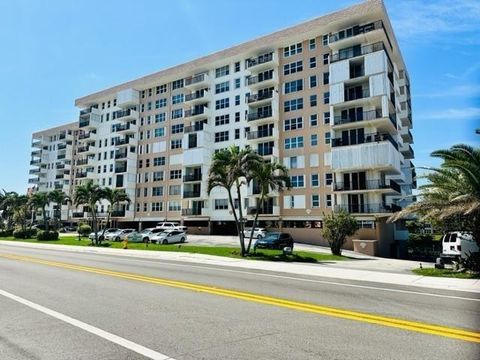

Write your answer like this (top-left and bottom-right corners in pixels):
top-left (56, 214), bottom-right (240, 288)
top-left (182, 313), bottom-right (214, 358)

top-left (438, 232), bottom-right (479, 266)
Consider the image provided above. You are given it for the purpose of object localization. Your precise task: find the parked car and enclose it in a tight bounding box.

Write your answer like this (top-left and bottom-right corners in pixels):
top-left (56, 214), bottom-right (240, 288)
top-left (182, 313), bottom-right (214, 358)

top-left (243, 227), bottom-right (268, 239)
top-left (156, 222), bottom-right (187, 232)
top-left (127, 228), bottom-right (165, 243)
top-left (89, 228), bottom-right (119, 241)
top-left (254, 232), bottom-right (294, 250)
top-left (151, 230), bottom-right (187, 244)
top-left (440, 231), bottom-right (479, 262)
top-left (105, 229), bottom-right (135, 242)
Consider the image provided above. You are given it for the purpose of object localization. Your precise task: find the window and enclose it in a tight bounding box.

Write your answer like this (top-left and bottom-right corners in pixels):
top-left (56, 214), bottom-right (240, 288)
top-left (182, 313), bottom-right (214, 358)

top-left (284, 136), bottom-right (304, 149)
top-left (156, 99), bottom-right (167, 109)
top-left (290, 175), bottom-right (305, 188)
top-left (311, 195), bottom-right (320, 208)
top-left (234, 78), bottom-right (241, 89)
top-left (283, 60), bottom-right (303, 75)
top-left (215, 65), bottom-right (230, 78)
top-left (325, 131), bottom-right (331, 144)
top-left (284, 42), bottom-right (302, 57)
top-left (309, 57), bottom-right (316, 68)
top-left (169, 185), bottom-right (181, 196)
top-left (153, 171), bottom-right (164, 181)
top-left (323, 72), bottom-right (330, 85)
top-left (215, 114), bottom-right (230, 126)
top-left (325, 173), bottom-right (333, 185)
top-left (156, 84), bottom-right (167, 94)
top-left (234, 61), bottom-right (240, 72)
top-left (309, 38), bottom-right (316, 50)
top-left (152, 187), bottom-right (164, 196)
top-left (310, 95), bottom-right (317, 107)
top-left (323, 53), bottom-right (329, 65)
top-left (284, 117), bottom-right (303, 131)
top-left (215, 199), bottom-right (229, 210)
top-left (235, 112), bottom-right (240, 122)
top-left (311, 174), bottom-right (319, 187)
top-left (215, 81), bottom-right (230, 94)
top-left (168, 201), bottom-right (181, 211)
top-left (153, 157), bottom-right (165, 166)
top-left (310, 75), bottom-right (317, 88)
top-left (171, 139), bottom-right (182, 149)
top-left (154, 128), bottom-right (165, 137)
top-left (172, 94), bottom-right (184, 104)
top-left (310, 114), bottom-right (318, 127)
top-left (215, 98), bottom-right (229, 110)
top-left (284, 98), bottom-right (303, 112)
top-left (172, 124), bottom-right (183, 134)
top-left (147, 102), bottom-right (152, 111)
top-left (172, 109), bottom-right (183, 119)
top-left (323, 112), bottom-right (330, 124)
top-left (322, 34), bottom-right (328, 46)
top-left (284, 79), bottom-right (303, 94)
top-left (170, 169), bottom-right (182, 179)
top-left (235, 128), bottom-right (240, 139)
top-left (151, 202), bottom-right (163, 212)
top-left (326, 194), bottom-right (332, 207)
top-left (154, 113), bottom-right (165, 123)
top-left (311, 134), bottom-right (318, 146)
top-left (172, 79), bottom-right (184, 90)
top-left (235, 95), bottom-right (240, 106)
top-left (215, 131), bottom-right (229, 142)
top-left (323, 92), bottom-right (330, 104)
top-left (289, 156), bottom-right (298, 169)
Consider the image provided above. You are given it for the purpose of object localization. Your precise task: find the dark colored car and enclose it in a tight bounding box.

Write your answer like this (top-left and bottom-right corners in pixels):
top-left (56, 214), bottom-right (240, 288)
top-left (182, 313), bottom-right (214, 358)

top-left (254, 232), bottom-right (294, 250)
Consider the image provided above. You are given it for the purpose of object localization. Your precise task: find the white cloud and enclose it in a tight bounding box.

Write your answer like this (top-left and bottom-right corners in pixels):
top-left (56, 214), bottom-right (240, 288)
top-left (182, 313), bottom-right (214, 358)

top-left (419, 107), bottom-right (480, 120)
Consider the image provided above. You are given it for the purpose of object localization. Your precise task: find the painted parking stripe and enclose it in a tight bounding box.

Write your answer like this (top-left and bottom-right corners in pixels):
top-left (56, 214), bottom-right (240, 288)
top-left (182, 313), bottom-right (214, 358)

top-left (2, 252), bottom-right (479, 343)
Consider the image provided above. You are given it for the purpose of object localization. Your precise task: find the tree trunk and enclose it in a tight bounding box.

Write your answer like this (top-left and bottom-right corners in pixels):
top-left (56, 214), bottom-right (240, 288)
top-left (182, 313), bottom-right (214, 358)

top-left (42, 207), bottom-right (48, 232)
top-left (246, 194), bottom-right (263, 253)
top-left (235, 181), bottom-right (246, 256)
top-left (91, 204), bottom-right (98, 246)
top-left (227, 189), bottom-right (245, 256)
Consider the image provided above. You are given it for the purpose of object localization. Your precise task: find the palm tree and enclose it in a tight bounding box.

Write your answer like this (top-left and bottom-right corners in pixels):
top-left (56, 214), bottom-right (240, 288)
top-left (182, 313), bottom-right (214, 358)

top-left (390, 144), bottom-right (480, 245)
top-left (48, 190), bottom-right (70, 229)
top-left (102, 188), bottom-right (131, 238)
top-left (208, 146), bottom-right (261, 256)
top-left (1, 191), bottom-right (25, 230)
top-left (73, 180), bottom-right (105, 245)
top-left (246, 161), bottom-right (290, 253)
top-left (28, 192), bottom-right (51, 231)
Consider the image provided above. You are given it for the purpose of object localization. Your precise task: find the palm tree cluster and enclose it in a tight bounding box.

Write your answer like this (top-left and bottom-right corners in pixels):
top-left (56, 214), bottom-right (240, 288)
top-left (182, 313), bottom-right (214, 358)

top-left (390, 144), bottom-right (480, 245)
top-left (73, 180), bottom-right (130, 245)
top-left (208, 146), bottom-right (289, 256)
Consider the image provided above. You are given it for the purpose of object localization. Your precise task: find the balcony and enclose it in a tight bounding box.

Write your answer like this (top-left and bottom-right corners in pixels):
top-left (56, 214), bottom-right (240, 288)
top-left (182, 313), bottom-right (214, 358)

top-left (334, 203), bottom-right (401, 214)
top-left (114, 150), bottom-right (128, 160)
top-left (246, 72), bottom-right (277, 89)
top-left (29, 168), bottom-right (40, 175)
top-left (111, 210), bottom-right (126, 217)
top-left (31, 150), bottom-right (42, 157)
top-left (331, 42), bottom-right (386, 63)
top-left (184, 105), bottom-right (209, 119)
top-left (57, 143), bottom-right (67, 150)
top-left (332, 132), bottom-right (398, 150)
top-left (328, 20), bottom-right (385, 44)
top-left (247, 128), bottom-right (275, 140)
top-left (246, 91), bottom-right (274, 106)
top-left (79, 108), bottom-right (101, 129)
top-left (30, 159), bottom-right (41, 166)
top-left (32, 140), bottom-right (42, 148)
top-left (400, 143), bottom-right (415, 159)
top-left (115, 165), bottom-right (127, 173)
top-left (333, 179), bottom-right (400, 193)
top-left (183, 173), bottom-right (202, 182)
top-left (343, 88), bottom-right (370, 102)
top-left (114, 137), bottom-right (131, 147)
top-left (400, 128), bottom-right (413, 143)
top-left (112, 123), bottom-right (137, 135)
top-left (182, 208), bottom-right (203, 216)
top-left (77, 146), bottom-right (91, 154)
top-left (185, 90), bottom-right (209, 104)
top-left (116, 88), bottom-right (139, 108)
top-left (76, 158), bottom-right (90, 166)
top-left (247, 205), bottom-right (279, 215)
top-left (247, 108), bottom-right (273, 122)
top-left (76, 172), bottom-right (88, 179)
top-left (183, 191), bottom-right (201, 198)
top-left (184, 73), bottom-right (208, 89)
top-left (333, 110), bottom-right (396, 132)
top-left (28, 178), bottom-right (39, 184)
top-left (184, 123), bottom-right (207, 133)
top-left (113, 109), bottom-right (138, 121)
top-left (246, 52), bottom-right (277, 71)
top-left (78, 132), bottom-right (91, 140)
top-left (72, 212), bottom-right (85, 218)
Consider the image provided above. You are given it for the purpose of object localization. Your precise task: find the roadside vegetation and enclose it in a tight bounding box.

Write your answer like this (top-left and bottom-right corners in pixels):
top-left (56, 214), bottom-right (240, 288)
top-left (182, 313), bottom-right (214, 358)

top-left (412, 268), bottom-right (480, 279)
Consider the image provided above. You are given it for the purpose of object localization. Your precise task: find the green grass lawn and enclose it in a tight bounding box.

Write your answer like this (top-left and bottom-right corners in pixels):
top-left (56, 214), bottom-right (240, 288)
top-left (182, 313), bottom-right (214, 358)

top-left (0, 236), bottom-right (345, 263)
top-left (412, 268), bottom-right (480, 279)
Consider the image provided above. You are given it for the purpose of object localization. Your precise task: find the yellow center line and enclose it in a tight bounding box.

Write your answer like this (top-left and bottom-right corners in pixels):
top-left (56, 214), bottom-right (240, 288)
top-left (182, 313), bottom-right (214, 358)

top-left (2, 252), bottom-right (479, 343)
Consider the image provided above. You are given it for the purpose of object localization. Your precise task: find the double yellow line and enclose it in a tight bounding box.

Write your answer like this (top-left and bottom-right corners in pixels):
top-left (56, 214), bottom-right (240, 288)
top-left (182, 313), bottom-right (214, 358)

top-left (2, 252), bottom-right (479, 343)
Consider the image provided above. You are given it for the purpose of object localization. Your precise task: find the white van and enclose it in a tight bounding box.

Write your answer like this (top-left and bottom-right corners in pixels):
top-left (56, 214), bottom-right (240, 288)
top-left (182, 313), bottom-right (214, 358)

top-left (440, 232), bottom-right (479, 261)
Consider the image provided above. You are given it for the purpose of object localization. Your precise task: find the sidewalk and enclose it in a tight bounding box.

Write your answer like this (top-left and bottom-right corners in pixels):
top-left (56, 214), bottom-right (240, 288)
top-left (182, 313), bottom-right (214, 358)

top-left (1, 240), bottom-right (479, 293)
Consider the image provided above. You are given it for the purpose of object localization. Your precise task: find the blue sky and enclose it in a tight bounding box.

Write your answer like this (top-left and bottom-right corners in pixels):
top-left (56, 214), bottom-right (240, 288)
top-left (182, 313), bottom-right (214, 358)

top-left (0, 0), bottom-right (478, 193)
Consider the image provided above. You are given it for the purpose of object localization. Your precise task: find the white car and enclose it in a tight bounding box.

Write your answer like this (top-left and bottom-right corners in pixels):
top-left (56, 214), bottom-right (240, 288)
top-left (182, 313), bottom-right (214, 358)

top-left (127, 228), bottom-right (165, 243)
top-left (156, 222), bottom-right (187, 232)
top-left (151, 230), bottom-right (187, 244)
top-left (88, 228), bottom-right (119, 241)
top-left (105, 229), bottom-right (135, 242)
top-left (243, 227), bottom-right (268, 239)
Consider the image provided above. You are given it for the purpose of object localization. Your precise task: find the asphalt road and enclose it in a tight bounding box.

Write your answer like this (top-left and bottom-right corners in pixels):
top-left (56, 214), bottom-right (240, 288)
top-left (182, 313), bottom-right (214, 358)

top-left (0, 244), bottom-right (479, 359)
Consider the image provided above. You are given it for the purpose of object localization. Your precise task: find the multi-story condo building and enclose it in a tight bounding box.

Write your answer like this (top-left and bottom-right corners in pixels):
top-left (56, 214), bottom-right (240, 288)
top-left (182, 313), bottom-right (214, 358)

top-left (29, 0), bottom-right (415, 257)
top-left (28, 122), bottom-right (77, 221)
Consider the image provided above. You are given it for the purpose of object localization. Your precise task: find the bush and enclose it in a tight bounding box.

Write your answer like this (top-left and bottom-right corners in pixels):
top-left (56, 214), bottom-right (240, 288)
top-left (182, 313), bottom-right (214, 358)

top-left (78, 224), bottom-right (92, 237)
top-left (36, 230), bottom-right (59, 241)
top-left (0, 229), bottom-right (14, 237)
top-left (13, 228), bottom-right (38, 239)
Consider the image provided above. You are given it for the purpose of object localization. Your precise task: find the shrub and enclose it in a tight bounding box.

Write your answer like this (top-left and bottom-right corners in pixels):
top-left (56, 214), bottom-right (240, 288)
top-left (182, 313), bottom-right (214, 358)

top-left (13, 228), bottom-right (38, 239)
top-left (37, 230), bottom-right (59, 241)
top-left (78, 224), bottom-right (92, 237)
top-left (0, 229), bottom-right (14, 237)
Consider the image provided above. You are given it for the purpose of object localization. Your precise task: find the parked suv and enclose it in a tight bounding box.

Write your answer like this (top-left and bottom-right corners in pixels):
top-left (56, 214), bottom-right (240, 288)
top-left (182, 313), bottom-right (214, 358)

top-left (253, 232), bottom-right (294, 250)
top-left (440, 232), bottom-right (478, 262)
top-left (127, 228), bottom-right (165, 243)
top-left (89, 228), bottom-right (119, 242)
top-left (105, 229), bottom-right (135, 242)
top-left (243, 227), bottom-right (268, 239)
top-left (156, 222), bottom-right (187, 232)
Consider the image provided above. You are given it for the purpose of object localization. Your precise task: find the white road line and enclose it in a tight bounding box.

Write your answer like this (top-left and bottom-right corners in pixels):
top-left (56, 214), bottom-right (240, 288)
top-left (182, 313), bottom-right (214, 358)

top-left (0, 289), bottom-right (175, 360)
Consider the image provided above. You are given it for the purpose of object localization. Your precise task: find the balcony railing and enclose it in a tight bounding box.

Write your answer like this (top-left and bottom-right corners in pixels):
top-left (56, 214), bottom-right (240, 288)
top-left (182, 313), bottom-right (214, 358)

top-left (331, 42), bottom-right (385, 63)
top-left (185, 91), bottom-right (207, 102)
top-left (246, 52), bottom-right (274, 68)
top-left (76, 159), bottom-right (89, 166)
top-left (185, 73), bottom-right (207, 86)
top-left (184, 123), bottom-right (205, 133)
top-left (247, 73), bottom-right (274, 86)
top-left (333, 179), bottom-right (400, 193)
top-left (184, 107), bottom-right (206, 118)
top-left (182, 208), bottom-right (203, 216)
top-left (112, 123), bottom-right (133, 132)
top-left (77, 146), bottom-right (90, 153)
top-left (114, 137), bottom-right (130, 146)
top-left (332, 132), bottom-right (398, 150)
top-left (76, 172), bottom-right (88, 178)
top-left (183, 173), bottom-right (202, 182)
top-left (113, 109), bottom-right (135, 120)
top-left (328, 20), bottom-right (384, 44)
top-left (115, 151), bottom-right (127, 159)
top-left (57, 143), bottom-right (67, 150)
top-left (334, 109), bottom-right (382, 126)
top-left (183, 191), bottom-right (201, 198)
top-left (247, 206), bottom-right (274, 215)
top-left (115, 166), bottom-right (127, 173)
top-left (78, 132), bottom-right (91, 140)
top-left (256, 147), bottom-right (274, 156)
top-left (246, 91), bottom-right (273, 104)
top-left (72, 212), bottom-right (85, 218)
top-left (344, 88), bottom-right (370, 102)
top-left (247, 129), bottom-right (273, 140)
top-left (30, 159), bottom-right (41, 165)
top-left (334, 203), bottom-right (401, 214)
top-left (247, 109), bottom-right (273, 121)
top-left (111, 210), bottom-right (126, 217)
